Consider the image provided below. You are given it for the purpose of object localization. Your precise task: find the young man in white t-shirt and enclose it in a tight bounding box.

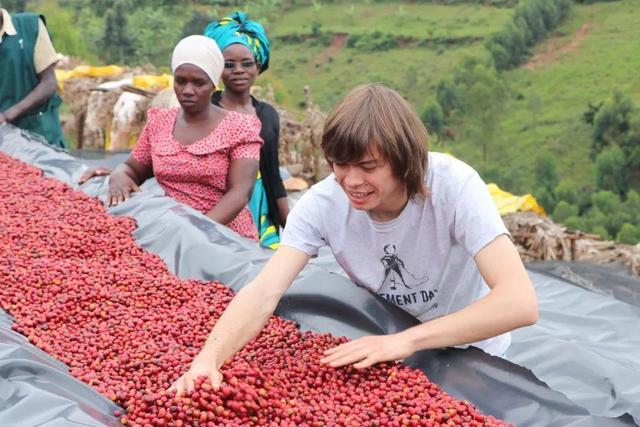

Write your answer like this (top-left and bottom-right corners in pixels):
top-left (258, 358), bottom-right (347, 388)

top-left (173, 83), bottom-right (538, 392)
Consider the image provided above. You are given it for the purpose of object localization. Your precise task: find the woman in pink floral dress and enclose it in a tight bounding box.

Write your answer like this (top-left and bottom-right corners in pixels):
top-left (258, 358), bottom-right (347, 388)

top-left (79, 36), bottom-right (263, 240)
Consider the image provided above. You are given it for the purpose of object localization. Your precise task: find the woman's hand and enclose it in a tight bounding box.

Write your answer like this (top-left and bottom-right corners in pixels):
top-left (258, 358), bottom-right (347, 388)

top-left (107, 171), bottom-right (140, 206)
top-left (77, 167), bottom-right (112, 184)
top-left (170, 353), bottom-right (223, 395)
top-left (320, 333), bottom-right (415, 369)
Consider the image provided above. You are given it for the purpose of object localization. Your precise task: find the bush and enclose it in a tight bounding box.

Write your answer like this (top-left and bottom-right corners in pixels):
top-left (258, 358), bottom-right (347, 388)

top-left (534, 151), bottom-right (558, 193)
top-left (348, 32), bottom-right (398, 52)
top-left (617, 223), bottom-right (640, 245)
top-left (488, 0), bottom-right (572, 70)
top-left (552, 201), bottom-right (578, 224)
top-left (591, 91), bottom-right (635, 158)
top-left (36, 2), bottom-right (97, 61)
top-left (624, 190), bottom-right (640, 225)
top-left (436, 79), bottom-right (462, 117)
top-left (180, 11), bottom-right (217, 39)
top-left (534, 186), bottom-right (555, 214)
top-left (554, 180), bottom-right (579, 206)
top-left (595, 145), bottom-right (629, 196)
top-left (583, 207), bottom-right (607, 234)
top-left (564, 215), bottom-right (586, 231)
top-left (99, 0), bottom-right (135, 64)
top-left (605, 211), bottom-right (631, 239)
top-left (2, 0), bottom-right (28, 12)
top-left (421, 99), bottom-right (444, 136)
top-left (590, 225), bottom-right (610, 241)
top-left (591, 190), bottom-right (621, 214)
top-left (128, 7), bottom-right (181, 66)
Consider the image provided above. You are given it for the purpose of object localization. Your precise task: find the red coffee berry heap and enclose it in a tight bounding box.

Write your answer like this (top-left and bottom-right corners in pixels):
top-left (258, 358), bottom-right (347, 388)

top-left (0, 153), bottom-right (510, 427)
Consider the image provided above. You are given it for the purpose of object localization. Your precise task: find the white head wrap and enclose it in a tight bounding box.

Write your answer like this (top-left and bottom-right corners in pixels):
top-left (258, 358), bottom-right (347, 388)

top-left (171, 35), bottom-right (224, 87)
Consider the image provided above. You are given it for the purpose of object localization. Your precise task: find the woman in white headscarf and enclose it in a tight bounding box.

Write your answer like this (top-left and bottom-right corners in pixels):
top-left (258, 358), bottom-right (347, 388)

top-left (79, 36), bottom-right (264, 240)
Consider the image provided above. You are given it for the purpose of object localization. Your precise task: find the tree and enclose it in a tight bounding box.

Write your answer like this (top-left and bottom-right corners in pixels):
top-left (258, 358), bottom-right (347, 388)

top-left (617, 223), bottom-right (640, 245)
top-left (554, 180), bottom-right (579, 206)
top-left (421, 99), bottom-right (444, 136)
top-left (620, 117), bottom-right (640, 169)
top-left (591, 225), bottom-right (610, 241)
top-left (453, 57), bottom-right (507, 161)
top-left (552, 201), bottom-right (578, 224)
top-left (623, 190), bottom-right (640, 225)
top-left (595, 145), bottom-right (629, 196)
top-left (533, 186), bottom-right (555, 214)
top-left (128, 7), bottom-right (179, 65)
top-left (591, 190), bottom-right (620, 214)
top-left (584, 208), bottom-right (610, 239)
top-left (538, 0), bottom-right (560, 32)
top-left (590, 191), bottom-right (628, 237)
top-left (3, 0), bottom-right (28, 12)
top-left (486, 39), bottom-right (511, 71)
top-left (534, 150), bottom-right (558, 193)
top-left (515, 2), bottom-right (546, 45)
top-left (100, 0), bottom-right (135, 64)
top-left (582, 101), bottom-right (604, 126)
top-left (532, 151), bottom-right (558, 212)
top-left (180, 11), bottom-right (217, 40)
top-left (591, 91), bottom-right (635, 159)
top-left (36, 2), bottom-right (96, 60)
top-left (435, 79), bottom-right (461, 117)
top-left (486, 22), bottom-right (526, 70)
top-left (564, 216), bottom-right (585, 231)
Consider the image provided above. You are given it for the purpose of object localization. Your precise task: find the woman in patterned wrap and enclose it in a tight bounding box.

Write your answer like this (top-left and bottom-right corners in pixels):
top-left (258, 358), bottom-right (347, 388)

top-left (205, 11), bottom-right (289, 249)
top-left (78, 35), bottom-right (263, 241)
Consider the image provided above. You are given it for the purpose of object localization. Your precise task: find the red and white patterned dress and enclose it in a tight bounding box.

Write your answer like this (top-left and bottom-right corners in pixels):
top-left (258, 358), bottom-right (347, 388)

top-left (131, 107), bottom-right (263, 240)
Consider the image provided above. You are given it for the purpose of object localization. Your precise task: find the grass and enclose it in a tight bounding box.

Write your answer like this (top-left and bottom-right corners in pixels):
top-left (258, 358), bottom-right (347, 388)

top-left (269, 2), bottom-right (513, 39)
top-left (267, 41), bottom-right (484, 112)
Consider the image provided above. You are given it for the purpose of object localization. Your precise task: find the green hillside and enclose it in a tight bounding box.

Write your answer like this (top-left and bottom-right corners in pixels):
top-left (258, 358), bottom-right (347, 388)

top-left (492, 0), bottom-right (640, 190)
top-left (265, 2), bottom-right (513, 111)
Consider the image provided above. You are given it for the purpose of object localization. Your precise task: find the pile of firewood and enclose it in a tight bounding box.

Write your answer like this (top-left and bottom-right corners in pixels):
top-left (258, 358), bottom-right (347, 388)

top-left (252, 85), bottom-right (330, 183)
top-left (504, 212), bottom-right (640, 276)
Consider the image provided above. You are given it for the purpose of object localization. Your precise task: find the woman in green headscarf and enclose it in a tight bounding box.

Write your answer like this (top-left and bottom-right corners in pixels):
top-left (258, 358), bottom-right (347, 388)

top-left (205, 11), bottom-right (288, 249)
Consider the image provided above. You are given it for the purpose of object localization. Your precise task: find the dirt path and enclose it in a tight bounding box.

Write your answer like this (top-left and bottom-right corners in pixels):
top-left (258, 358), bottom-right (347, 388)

top-left (523, 23), bottom-right (592, 70)
top-left (314, 33), bottom-right (348, 65)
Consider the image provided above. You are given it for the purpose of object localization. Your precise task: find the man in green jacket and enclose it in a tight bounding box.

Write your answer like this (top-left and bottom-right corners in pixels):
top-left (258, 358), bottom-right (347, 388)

top-left (0, 7), bottom-right (66, 148)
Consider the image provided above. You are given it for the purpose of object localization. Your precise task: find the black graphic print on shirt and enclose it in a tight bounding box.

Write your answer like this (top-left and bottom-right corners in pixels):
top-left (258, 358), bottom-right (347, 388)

top-left (380, 244), bottom-right (429, 290)
top-left (378, 244), bottom-right (438, 310)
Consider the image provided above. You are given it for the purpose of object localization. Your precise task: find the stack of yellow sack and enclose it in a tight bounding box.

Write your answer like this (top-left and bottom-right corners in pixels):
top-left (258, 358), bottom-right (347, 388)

top-left (55, 65), bottom-right (124, 90)
top-left (488, 183), bottom-right (545, 216)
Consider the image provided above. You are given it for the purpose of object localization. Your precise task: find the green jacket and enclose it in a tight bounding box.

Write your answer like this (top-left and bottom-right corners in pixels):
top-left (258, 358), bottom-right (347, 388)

top-left (0, 13), bottom-right (66, 148)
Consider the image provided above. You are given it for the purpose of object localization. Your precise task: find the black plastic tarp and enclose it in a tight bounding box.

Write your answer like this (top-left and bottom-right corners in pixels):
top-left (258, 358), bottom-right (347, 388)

top-left (527, 261), bottom-right (640, 309)
top-left (0, 308), bottom-right (119, 426)
top-left (506, 269), bottom-right (640, 424)
top-left (0, 123), bottom-right (636, 426)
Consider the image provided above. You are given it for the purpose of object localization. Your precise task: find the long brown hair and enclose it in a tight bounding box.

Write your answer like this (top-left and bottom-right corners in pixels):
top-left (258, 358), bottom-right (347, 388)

top-left (321, 83), bottom-right (429, 199)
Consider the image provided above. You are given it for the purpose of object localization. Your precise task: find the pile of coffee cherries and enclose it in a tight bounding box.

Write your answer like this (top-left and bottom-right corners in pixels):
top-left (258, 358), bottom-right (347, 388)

top-left (0, 153), bottom-right (510, 426)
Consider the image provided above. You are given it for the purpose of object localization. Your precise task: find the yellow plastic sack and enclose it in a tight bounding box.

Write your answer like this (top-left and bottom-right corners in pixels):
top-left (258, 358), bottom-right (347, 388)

top-left (73, 65), bottom-right (124, 78)
top-left (488, 183), bottom-right (545, 216)
top-left (55, 69), bottom-right (75, 82)
top-left (55, 69), bottom-right (74, 90)
top-left (132, 74), bottom-right (173, 91)
top-left (55, 65), bottom-right (124, 89)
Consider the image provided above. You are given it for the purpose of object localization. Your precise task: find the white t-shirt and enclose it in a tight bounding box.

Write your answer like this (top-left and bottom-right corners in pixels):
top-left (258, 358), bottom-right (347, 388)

top-left (281, 152), bottom-right (511, 356)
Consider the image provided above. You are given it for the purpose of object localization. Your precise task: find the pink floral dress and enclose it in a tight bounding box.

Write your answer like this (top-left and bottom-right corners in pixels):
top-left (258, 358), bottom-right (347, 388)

top-left (131, 107), bottom-right (263, 240)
